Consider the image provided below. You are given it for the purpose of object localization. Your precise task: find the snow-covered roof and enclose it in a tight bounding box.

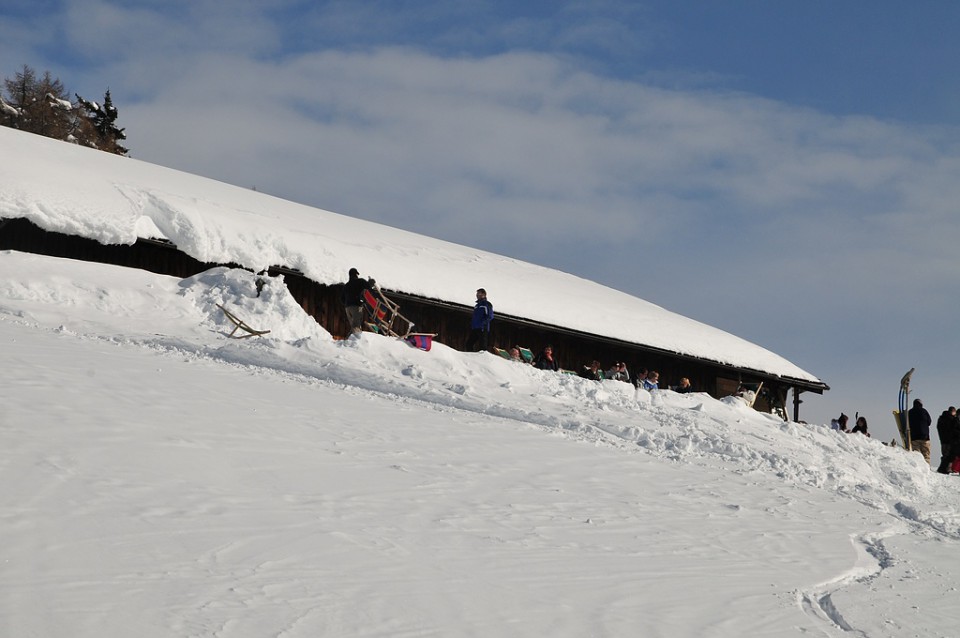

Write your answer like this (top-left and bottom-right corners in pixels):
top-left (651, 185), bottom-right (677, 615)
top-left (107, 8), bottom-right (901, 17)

top-left (0, 126), bottom-right (823, 385)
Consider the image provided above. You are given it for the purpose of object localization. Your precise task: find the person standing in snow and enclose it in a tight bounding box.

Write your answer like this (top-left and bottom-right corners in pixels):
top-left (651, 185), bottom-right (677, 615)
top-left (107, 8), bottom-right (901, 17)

top-left (908, 399), bottom-right (933, 464)
top-left (341, 267), bottom-right (374, 335)
top-left (935, 406), bottom-right (960, 474)
top-left (465, 288), bottom-right (493, 352)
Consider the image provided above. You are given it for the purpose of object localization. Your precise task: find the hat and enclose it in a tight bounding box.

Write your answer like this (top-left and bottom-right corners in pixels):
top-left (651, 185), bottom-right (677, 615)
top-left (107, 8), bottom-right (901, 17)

top-left (349, 268), bottom-right (359, 277)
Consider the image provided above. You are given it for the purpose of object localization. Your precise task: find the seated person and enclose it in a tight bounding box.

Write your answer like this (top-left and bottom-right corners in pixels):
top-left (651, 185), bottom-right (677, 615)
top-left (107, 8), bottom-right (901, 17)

top-left (735, 384), bottom-right (759, 407)
top-left (633, 368), bottom-right (648, 388)
top-left (509, 347), bottom-right (523, 362)
top-left (851, 416), bottom-right (870, 437)
top-left (580, 360), bottom-right (604, 381)
top-left (830, 413), bottom-right (849, 431)
top-left (533, 345), bottom-right (560, 371)
top-left (641, 370), bottom-right (660, 391)
top-left (672, 377), bottom-right (693, 393)
top-left (605, 362), bottom-right (630, 383)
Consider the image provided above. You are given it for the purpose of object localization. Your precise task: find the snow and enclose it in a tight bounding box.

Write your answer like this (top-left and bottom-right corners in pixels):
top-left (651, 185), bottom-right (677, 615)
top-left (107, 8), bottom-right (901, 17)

top-left (0, 126), bottom-right (820, 384)
top-left (2, 249), bottom-right (959, 637)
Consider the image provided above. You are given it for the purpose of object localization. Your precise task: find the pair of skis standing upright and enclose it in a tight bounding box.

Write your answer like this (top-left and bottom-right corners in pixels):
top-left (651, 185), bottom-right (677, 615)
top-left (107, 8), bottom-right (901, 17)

top-left (893, 367), bottom-right (915, 450)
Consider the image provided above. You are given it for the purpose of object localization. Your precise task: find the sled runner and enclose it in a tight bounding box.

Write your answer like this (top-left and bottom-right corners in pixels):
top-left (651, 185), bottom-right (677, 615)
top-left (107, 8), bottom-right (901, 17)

top-left (362, 286), bottom-right (414, 338)
top-left (361, 285), bottom-right (437, 348)
top-left (217, 304), bottom-right (271, 339)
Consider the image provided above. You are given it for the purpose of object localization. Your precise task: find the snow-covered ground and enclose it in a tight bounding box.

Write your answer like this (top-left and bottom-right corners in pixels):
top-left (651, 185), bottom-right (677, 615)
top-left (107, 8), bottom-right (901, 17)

top-left (2, 249), bottom-right (958, 637)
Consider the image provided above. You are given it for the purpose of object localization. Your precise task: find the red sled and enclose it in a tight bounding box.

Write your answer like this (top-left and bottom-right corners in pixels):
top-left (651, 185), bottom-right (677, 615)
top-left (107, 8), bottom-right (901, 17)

top-left (951, 457), bottom-right (960, 474)
top-left (405, 334), bottom-right (433, 351)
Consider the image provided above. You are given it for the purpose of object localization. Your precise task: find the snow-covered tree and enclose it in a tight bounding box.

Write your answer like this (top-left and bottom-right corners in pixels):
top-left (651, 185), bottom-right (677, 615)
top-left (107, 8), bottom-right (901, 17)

top-left (2, 65), bottom-right (74, 139)
top-left (75, 89), bottom-right (128, 156)
top-left (2, 65), bottom-right (129, 155)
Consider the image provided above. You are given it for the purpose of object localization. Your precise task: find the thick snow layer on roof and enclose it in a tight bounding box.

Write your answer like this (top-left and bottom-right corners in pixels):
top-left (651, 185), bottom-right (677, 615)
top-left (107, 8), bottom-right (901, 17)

top-left (0, 127), bottom-right (820, 383)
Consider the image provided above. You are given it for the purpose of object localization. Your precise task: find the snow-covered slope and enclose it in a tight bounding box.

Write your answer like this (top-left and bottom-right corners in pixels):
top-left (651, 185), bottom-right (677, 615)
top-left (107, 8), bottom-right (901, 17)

top-left (0, 126), bottom-right (820, 383)
top-left (2, 250), bottom-right (958, 637)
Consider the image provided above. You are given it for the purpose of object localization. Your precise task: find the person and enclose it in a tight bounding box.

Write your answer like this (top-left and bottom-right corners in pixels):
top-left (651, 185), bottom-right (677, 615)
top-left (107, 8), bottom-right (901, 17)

top-left (735, 384), bottom-right (757, 406)
top-left (830, 413), bottom-right (849, 432)
top-left (935, 406), bottom-right (960, 474)
top-left (465, 288), bottom-right (493, 352)
top-left (580, 360), bottom-right (603, 381)
top-left (673, 377), bottom-right (693, 393)
top-left (533, 345), bottom-right (559, 371)
top-left (634, 368), bottom-right (648, 389)
top-left (508, 347), bottom-right (523, 362)
top-left (851, 416), bottom-right (870, 437)
top-left (341, 267), bottom-right (374, 335)
top-left (908, 398), bottom-right (933, 464)
top-left (642, 370), bottom-right (660, 391)
top-left (605, 362), bottom-right (630, 383)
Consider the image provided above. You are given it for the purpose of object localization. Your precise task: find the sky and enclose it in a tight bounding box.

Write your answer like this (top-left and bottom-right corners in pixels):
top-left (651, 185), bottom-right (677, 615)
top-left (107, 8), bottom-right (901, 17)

top-left (3, 248), bottom-right (960, 636)
top-left (3, 0), bottom-right (960, 435)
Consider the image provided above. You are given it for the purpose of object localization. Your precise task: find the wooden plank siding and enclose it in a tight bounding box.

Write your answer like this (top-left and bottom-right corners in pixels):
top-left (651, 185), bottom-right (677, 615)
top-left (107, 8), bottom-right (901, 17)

top-left (1, 216), bottom-right (824, 418)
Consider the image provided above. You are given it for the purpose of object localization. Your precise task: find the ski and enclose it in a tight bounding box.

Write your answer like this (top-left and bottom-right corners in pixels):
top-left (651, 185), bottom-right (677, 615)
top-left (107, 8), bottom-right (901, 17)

top-left (892, 367), bottom-right (914, 450)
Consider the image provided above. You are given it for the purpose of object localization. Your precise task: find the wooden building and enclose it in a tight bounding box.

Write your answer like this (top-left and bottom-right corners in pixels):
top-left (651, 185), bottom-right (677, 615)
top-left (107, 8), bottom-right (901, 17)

top-left (1, 215), bottom-right (828, 420)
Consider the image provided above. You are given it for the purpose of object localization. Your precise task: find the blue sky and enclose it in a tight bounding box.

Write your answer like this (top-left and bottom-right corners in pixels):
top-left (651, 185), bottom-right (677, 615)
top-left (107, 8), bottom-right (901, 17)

top-left (3, 1), bottom-right (960, 435)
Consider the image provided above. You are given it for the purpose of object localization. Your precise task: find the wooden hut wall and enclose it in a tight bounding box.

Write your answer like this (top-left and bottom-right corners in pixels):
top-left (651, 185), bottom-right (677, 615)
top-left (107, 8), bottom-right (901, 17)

top-left (0, 217), bottom-right (228, 278)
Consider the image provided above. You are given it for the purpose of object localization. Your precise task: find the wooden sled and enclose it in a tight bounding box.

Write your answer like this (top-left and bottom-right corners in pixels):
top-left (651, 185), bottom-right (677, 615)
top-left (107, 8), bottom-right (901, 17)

top-left (891, 410), bottom-right (911, 451)
top-left (361, 286), bottom-right (437, 347)
top-left (217, 304), bottom-right (271, 339)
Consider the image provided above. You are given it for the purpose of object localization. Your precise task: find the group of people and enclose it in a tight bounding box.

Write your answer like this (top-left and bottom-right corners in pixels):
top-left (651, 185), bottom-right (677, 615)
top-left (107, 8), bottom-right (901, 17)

top-left (832, 399), bottom-right (960, 474)
top-left (457, 285), bottom-right (686, 390)
top-left (343, 277), bottom-right (694, 392)
top-left (498, 343), bottom-right (693, 393)
top-left (904, 399), bottom-right (960, 473)
top-left (830, 413), bottom-right (872, 436)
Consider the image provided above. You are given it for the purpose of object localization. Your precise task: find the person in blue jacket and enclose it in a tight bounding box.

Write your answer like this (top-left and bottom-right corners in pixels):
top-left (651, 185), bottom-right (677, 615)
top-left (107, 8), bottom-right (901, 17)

top-left (465, 288), bottom-right (493, 352)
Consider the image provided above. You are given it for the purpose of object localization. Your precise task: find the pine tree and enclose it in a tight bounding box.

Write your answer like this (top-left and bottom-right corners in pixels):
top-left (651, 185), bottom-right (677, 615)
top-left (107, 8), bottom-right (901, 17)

top-left (75, 89), bottom-right (128, 156)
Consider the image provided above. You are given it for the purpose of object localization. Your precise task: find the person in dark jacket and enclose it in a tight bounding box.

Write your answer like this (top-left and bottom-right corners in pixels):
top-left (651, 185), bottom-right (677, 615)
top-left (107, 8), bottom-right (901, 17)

top-left (908, 398), bottom-right (933, 464)
top-left (465, 288), bottom-right (493, 352)
top-left (533, 345), bottom-right (559, 371)
top-left (851, 416), bottom-right (871, 437)
top-left (341, 267), bottom-right (374, 335)
top-left (936, 406), bottom-right (960, 474)
top-left (579, 360), bottom-right (603, 381)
